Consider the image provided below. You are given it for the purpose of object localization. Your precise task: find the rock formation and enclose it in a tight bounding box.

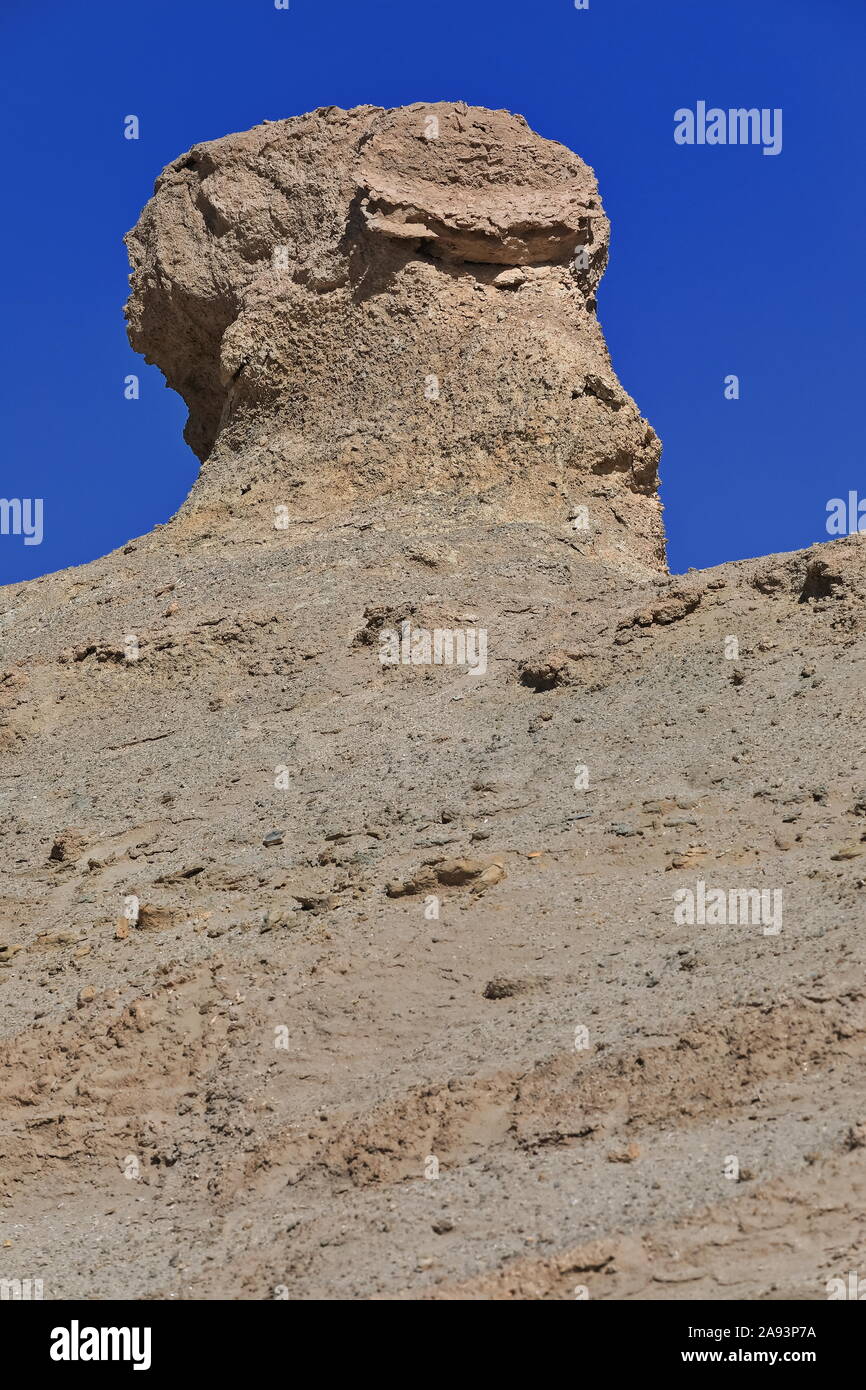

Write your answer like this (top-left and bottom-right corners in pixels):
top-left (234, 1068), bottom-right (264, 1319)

top-left (125, 103), bottom-right (663, 571)
top-left (0, 106), bottom-right (864, 1302)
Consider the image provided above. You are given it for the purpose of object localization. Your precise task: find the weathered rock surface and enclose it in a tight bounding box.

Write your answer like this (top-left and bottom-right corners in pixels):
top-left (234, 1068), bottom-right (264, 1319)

top-left (125, 103), bottom-right (663, 572)
top-left (0, 106), bottom-right (864, 1302)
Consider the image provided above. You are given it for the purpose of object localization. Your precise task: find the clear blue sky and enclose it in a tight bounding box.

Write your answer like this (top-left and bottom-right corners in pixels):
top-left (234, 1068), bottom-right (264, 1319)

top-left (1, 0), bottom-right (864, 583)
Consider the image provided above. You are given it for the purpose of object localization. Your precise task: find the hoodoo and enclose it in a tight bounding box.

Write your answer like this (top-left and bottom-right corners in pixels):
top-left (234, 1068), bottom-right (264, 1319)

top-left (125, 103), bottom-right (665, 572)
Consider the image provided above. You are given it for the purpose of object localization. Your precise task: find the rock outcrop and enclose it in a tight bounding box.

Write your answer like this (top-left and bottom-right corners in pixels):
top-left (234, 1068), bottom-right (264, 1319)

top-left (125, 103), bottom-right (664, 571)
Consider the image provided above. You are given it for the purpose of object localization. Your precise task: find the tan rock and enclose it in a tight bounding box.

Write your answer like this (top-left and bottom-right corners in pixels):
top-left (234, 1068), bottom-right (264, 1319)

top-left (136, 903), bottom-right (183, 931)
top-left (607, 1142), bottom-right (641, 1164)
top-left (48, 828), bottom-right (87, 863)
top-left (125, 103), bottom-right (664, 573)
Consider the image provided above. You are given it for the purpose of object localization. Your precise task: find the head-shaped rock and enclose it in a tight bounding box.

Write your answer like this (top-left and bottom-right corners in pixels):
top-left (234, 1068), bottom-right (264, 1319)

top-left (125, 102), bottom-right (663, 569)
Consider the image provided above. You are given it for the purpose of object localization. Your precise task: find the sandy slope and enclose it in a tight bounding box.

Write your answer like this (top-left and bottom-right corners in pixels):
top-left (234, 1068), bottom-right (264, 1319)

top-left (1, 510), bottom-right (864, 1299)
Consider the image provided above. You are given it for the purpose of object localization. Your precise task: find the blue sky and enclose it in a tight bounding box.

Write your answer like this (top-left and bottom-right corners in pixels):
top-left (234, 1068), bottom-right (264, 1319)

top-left (1, 0), bottom-right (864, 583)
